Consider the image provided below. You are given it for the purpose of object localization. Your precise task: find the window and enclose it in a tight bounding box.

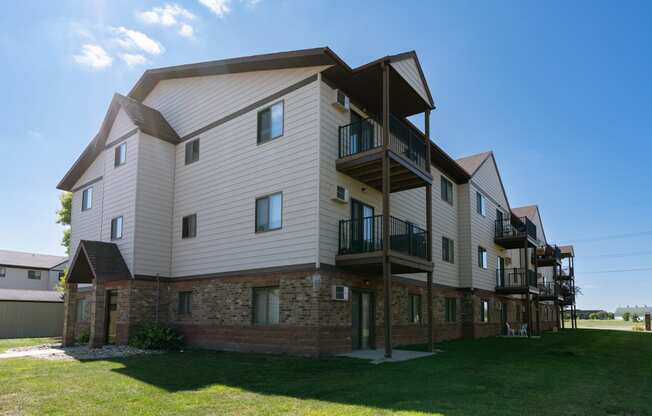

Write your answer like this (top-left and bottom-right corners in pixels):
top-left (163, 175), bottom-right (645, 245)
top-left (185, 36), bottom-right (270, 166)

top-left (185, 139), bottom-right (200, 165)
top-left (114, 142), bottom-right (127, 167)
top-left (445, 297), bottom-right (457, 322)
top-left (182, 214), bottom-right (197, 239)
top-left (476, 191), bottom-right (486, 216)
top-left (0, 267), bottom-right (5, 278)
top-left (76, 299), bottom-right (88, 321)
top-left (409, 294), bottom-right (422, 324)
top-left (442, 236), bottom-right (455, 263)
top-left (28, 270), bottom-right (42, 280)
top-left (478, 246), bottom-right (488, 269)
top-left (82, 187), bottom-right (93, 211)
top-left (253, 287), bottom-right (280, 325)
top-left (480, 300), bottom-right (489, 323)
top-left (257, 101), bottom-right (284, 144)
top-left (110, 216), bottom-right (123, 240)
top-left (440, 176), bottom-right (453, 205)
top-left (178, 291), bottom-right (192, 315)
top-left (255, 193), bottom-right (282, 232)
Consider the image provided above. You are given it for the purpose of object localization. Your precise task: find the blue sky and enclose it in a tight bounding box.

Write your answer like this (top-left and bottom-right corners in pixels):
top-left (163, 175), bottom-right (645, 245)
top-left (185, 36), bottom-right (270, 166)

top-left (0, 0), bottom-right (650, 311)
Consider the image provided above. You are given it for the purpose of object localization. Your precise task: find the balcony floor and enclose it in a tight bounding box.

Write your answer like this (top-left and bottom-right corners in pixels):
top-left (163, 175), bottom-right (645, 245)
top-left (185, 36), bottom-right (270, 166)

top-left (494, 235), bottom-right (539, 250)
top-left (336, 148), bottom-right (432, 193)
top-left (335, 250), bottom-right (433, 274)
top-left (533, 257), bottom-right (562, 267)
top-left (495, 286), bottom-right (540, 296)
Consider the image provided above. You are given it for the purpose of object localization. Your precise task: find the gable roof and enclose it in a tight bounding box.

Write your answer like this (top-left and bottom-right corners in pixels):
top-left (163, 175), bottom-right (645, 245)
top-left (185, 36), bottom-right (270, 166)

top-left (67, 241), bottom-right (131, 284)
top-left (0, 250), bottom-right (67, 270)
top-left (57, 93), bottom-right (180, 191)
top-left (559, 245), bottom-right (575, 258)
top-left (512, 205), bottom-right (548, 244)
top-left (455, 151), bottom-right (511, 211)
top-left (0, 289), bottom-right (64, 303)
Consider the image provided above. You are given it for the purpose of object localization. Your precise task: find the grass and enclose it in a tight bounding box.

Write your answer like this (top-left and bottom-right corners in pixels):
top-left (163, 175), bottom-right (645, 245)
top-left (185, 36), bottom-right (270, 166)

top-left (0, 337), bottom-right (59, 353)
top-left (1, 330), bottom-right (651, 415)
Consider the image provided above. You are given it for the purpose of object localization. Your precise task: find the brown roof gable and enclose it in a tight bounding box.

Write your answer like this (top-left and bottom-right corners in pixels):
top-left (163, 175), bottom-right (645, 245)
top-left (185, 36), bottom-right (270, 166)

top-left (511, 205), bottom-right (548, 244)
top-left (67, 240), bottom-right (132, 284)
top-left (456, 151), bottom-right (492, 176)
top-left (57, 93), bottom-right (180, 191)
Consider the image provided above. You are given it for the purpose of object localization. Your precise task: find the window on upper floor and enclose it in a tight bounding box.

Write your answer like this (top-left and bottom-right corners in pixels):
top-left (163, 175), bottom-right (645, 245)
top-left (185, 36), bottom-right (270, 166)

top-left (440, 176), bottom-right (453, 205)
top-left (255, 192), bottom-right (282, 233)
top-left (182, 214), bottom-right (197, 239)
top-left (111, 216), bottom-right (123, 240)
top-left (476, 191), bottom-right (486, 216)
top-left (409, 294), bottom-right (422, 324)
top-left (478, 246), bottom-right (488, 269)
top-left (442, 236), bottom-right (455, 264)
top-left (257, 101), bottom-right (284, 144)
top-left (178, 291), bottom-right (192, 315)
top-left (445, 297), bottom-right (457, 322)
top-left (185, 139), bottom-right (200, 165)
top-left (0, 267), bottom-right (5, 278)
top-left (28, 270), bottom-right (42, 280)
top-left (480, 300), bottom-right (490, 323)
top-left (82, 187), bottom-right (93, 211)
top-left (114, 142), bottom-right (127, 167)
top-left (253, 286), bottom-right (280, 325)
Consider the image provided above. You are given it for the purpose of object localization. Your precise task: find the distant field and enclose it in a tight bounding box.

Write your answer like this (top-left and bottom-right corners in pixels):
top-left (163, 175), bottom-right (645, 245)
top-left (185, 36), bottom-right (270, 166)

top-left (568, 319), bottom-right (643, 331)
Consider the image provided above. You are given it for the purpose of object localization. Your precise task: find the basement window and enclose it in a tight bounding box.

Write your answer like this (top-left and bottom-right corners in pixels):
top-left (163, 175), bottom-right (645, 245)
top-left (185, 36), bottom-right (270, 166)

top-left (253, 287), bottom-right (280, 325)
top-left (178, 291), bottom-right (192, 315)
top-left (409, 294), bottom-right (422, 324)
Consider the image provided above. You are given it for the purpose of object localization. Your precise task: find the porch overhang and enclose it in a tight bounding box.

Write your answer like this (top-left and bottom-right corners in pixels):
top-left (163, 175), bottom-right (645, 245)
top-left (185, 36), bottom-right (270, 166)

top-left (67, 240), bottom-right (132, 284)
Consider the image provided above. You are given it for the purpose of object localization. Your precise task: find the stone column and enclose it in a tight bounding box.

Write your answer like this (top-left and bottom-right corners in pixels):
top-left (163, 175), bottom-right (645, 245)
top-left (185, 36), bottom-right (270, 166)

top-left (89, 282), bottom-right (107, 348)
top-left (62, 283), bottom-right (78, 346)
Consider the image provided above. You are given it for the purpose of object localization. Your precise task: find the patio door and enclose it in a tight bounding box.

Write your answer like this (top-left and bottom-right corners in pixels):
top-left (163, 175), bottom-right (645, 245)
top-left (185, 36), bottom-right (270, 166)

top-left (500, 302), bottom-right (508, 335)
top-left (497, 256), bottom-right (506, 287)
top-left (352, 290), bottom-right (375, 350)
top-left (351, 199), bottom-right (374, 253)
top-left (105, 290), bottom-right (118, 344)
top-left (349, 111), bottom-right (373, 154)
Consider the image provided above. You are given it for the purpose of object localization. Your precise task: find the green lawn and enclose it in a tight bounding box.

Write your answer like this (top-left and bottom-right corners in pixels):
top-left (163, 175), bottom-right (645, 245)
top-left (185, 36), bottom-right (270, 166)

top-left (0, 337), bottom-right (59, 353)
top-left (1, 330), bottom-right (651, 415)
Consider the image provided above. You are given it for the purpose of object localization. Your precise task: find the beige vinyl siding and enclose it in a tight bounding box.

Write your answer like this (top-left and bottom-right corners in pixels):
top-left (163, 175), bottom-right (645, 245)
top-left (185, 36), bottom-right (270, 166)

top-left (169, 77), bottom-right (321, 277)
top-left (472, 156), bottom-right (510, 211)
top-left (457, 183), bottom-right (473, 287)
top-left (143, 66), bottom-right (330, 138)
top-left (133, 133), bottom-right (176, 277)
top-left (0, 267), bottom-right (50, 290)
top-left (390, 58), bottom-right (430, 106)
top-left (107, 108), bottom-right (136, 143)
top-left (318, 81), bottom-right (384, 265)
top-left (100, 133), bottom-right (139, 272)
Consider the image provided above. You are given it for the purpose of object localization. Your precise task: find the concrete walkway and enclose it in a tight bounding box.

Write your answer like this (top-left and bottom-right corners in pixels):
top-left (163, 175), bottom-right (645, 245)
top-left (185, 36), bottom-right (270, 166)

top-left (338, 349), bottom-right (435, 364)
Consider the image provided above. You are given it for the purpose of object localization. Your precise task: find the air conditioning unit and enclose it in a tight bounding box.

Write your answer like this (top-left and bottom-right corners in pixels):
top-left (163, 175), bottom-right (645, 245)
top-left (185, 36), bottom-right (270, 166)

top-left (332, 185), bottom-right (349, 204)
top-left (332, 89), bottom-right (350, 112)
top-left (332, 285), bottom-right (349, 301)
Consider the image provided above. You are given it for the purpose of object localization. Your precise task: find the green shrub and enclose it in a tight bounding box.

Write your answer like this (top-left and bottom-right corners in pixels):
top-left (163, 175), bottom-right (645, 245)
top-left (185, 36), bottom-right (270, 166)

top-left (128, 322), bottom-right (183, 350)
top-left (77, 329), bottom-right (90, 344)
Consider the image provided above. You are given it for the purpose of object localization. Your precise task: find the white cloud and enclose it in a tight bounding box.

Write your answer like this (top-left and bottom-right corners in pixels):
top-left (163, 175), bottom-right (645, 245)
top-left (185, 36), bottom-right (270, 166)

top-left (73, 44), bottom-right (113, 69)
top-left (198, 0), bottom-right (231, 17)
top-left (240, 0), bottom-right (261, 7)
top-left (120, 53), bottom-right (147, 67)
top-left (178, 23), bottom-right (195, 38)
top-left (138, 4), bottom-right (195, 26)
top-left (112, 27), bottom-right (164, 55)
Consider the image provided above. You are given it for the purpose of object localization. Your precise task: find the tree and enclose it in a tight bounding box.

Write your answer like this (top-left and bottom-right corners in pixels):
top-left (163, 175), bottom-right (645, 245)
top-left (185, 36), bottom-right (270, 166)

top-left (623, 312), bottom-right (631, 321)
top-left (589, 312), bottom-right (599, 320)
top-left (56, 192), bottom-right (72, 254)
top-left (632, 314), bottom-right (640, 322)
top-left (608, 313), bottom-right (615, 320)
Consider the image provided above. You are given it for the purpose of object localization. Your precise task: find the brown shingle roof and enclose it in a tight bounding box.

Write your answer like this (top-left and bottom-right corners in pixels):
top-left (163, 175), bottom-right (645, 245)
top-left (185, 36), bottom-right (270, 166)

top-left (67, 241), bottom-right (131, 284)
top-left (455, 151), bottom-right (492, 176)
top-left (0, 250), bottom-right (67, 269)
top-left (511, 205), bottom-right (538, 220)
top-left (0, 289), bottom-right (64, 302)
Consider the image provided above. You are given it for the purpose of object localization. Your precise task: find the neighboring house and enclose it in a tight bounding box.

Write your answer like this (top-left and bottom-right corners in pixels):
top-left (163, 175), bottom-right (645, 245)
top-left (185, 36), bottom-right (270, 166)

top-left (614, 306), bottom-right (652, 320)
top-left (0, 249), bottom-right (68, 291)
top-left (0, 289), bottom-right (64, 338)
top-left (58, 47), bottom-right (577, 356)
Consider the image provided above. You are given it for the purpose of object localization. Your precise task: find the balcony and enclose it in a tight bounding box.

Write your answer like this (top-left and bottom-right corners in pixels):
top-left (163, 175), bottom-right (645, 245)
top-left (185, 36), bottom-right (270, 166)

top-left (336, 215), bottom-right (433, 274)
top-left (538, 282), bottom-right (563, 301)
top-left (533, 244), bottom-right (562, 267)
top-left (495, 268), bottom-right (539, 295)
top-left (557, 267), bottom-right (574, 281)
top-left (494, 216), bottom-right (538, 249)
top-left (337, 115), bottom-right (432, 193)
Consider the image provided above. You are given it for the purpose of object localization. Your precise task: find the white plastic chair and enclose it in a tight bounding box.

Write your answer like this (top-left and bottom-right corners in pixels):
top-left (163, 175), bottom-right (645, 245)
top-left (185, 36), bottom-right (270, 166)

top-left (506, 323), bottom-right (515, 336)
top-left (520, 324), bottom-right (528, 337)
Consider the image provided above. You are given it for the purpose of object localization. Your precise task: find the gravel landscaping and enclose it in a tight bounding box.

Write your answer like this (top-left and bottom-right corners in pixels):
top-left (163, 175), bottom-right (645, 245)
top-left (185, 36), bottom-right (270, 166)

top-left (0, 343), bottom-right (161, 361)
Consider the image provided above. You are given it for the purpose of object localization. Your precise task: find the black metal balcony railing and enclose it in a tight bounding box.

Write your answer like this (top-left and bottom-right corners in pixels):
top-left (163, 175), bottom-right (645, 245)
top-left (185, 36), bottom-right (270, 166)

top-left (496, 268), bottom-right (538, 289)
top-left (338, 115), bottom-right (428, 172)
top-left (338, 215), bottom-right (428, 260)
top-left (538, 282), bottom-right (559, 298)
top-left (495, 217), bottom-right (537, 241)
top-left (535, 244), bottom-right (561, 262)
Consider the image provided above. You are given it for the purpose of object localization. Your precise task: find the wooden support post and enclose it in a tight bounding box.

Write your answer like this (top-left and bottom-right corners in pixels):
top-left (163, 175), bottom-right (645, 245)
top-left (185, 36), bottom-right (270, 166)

top-left (381, 62), bottom-right (392, 359)
top-left (526, 293), bottom-right (532, 338)
top-left (424, 109), bottom-right (433, 352)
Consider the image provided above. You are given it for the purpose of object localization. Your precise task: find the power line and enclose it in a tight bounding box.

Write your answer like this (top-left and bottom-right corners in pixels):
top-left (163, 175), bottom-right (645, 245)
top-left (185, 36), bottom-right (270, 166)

top-left (581, 250), bottom-right (652, 259)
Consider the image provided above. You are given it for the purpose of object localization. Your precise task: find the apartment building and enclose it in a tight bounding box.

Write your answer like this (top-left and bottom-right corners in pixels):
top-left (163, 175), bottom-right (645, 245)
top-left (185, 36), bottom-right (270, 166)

top-left (58, 47), bottom-right (576, 356)
top-left (0, 249), bottom-right (67, 291)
